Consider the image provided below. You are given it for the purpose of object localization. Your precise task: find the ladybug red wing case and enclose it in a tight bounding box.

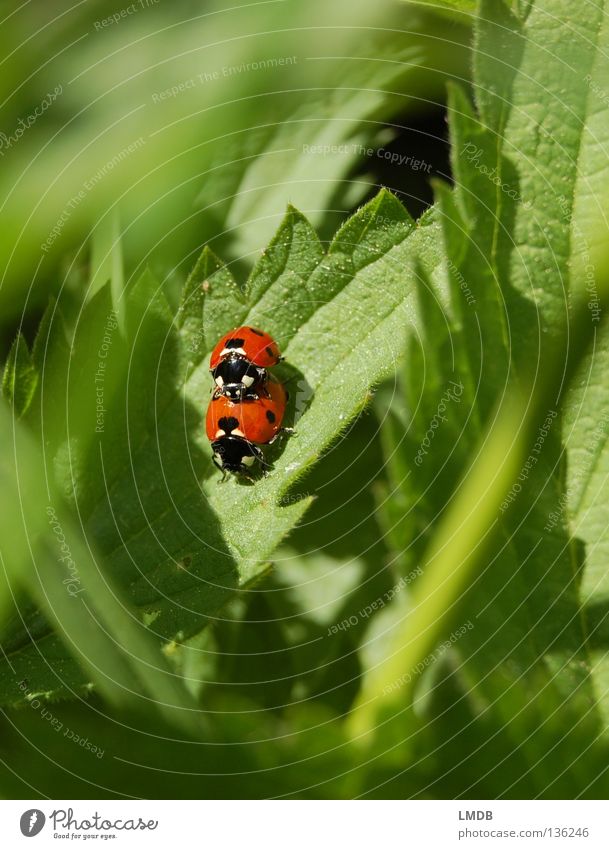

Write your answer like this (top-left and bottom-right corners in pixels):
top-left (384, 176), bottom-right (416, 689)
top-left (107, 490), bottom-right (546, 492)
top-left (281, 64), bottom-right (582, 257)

top-left (206, 379), bottom-right (286, 445)
top-left (209, 325), bottom-right (281, 369)
top-left (206, 325), bottom-right (289, 477)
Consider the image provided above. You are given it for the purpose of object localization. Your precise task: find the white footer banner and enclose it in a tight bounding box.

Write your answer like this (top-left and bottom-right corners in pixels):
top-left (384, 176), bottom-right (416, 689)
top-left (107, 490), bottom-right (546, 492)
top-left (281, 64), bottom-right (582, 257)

top-left (0, 800), bottom-right (606, 847)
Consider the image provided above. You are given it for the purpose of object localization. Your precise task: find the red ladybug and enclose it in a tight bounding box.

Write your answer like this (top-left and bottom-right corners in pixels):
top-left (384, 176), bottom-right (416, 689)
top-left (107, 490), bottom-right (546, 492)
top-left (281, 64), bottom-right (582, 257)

top-left (206, 378), bottom-right (288, 477)
top-left (209, 326), bottom-right (282, 400)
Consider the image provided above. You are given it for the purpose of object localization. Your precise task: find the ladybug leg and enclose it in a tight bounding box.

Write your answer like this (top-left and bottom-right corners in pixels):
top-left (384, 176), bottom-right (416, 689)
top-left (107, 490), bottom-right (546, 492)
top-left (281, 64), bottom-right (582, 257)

top-left (254, 445), bottom-right (271, 476)
top-left (212, 456), bottom-right (228, 482)
top-left (240, 386), bottom-right (261, 401)
top-left (268, 427), bottom-right (295, 445)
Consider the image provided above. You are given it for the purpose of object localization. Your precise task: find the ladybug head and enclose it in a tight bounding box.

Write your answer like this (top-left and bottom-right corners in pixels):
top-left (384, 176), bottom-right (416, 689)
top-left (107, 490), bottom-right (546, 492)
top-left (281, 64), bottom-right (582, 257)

top-left (211, 436), bottom-right (263, 475)
top-left (212, 356), bottom-right (266, 400)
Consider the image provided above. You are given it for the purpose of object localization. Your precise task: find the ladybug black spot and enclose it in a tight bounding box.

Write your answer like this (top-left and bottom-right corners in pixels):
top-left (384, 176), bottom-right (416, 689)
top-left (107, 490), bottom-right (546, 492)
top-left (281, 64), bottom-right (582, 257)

top-left (249, 327), bottom-right (264, 336)
top-left (266, 410), bottom-right (276, 423)
top-left (225, 338), bottom-right (245, 349)
top-left (218, 416), bottom-right (239, 434)
top-left (266, 346), bottom-right (275, 357)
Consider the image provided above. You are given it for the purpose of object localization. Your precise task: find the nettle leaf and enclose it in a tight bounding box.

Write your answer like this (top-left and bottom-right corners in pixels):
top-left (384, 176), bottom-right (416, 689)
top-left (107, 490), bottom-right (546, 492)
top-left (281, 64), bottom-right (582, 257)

top-left (0, 402), bottom-right (202, 730)
top-left (446, 0), bottom-right (609, 744)
top-left (0, 188), bottom-right (442, 705)
top-left (475, 0), bottom-right (609, 740)
top-left (179, 246), bottom-right (245, 368)
top-left (354, 0), bottom-right (609, 788)
top-left (475, 0), bottom-right (605, 347)
top-left (210, 45), bottom-right (425, 258)
top-left (2, 334), bottom-right (37, 418)
top-left (558, 4), bottom-right (609, 729)
top-left (565, 337), bottom-right (609, 731)
top-left (189, 190), bottom-right (429, 574)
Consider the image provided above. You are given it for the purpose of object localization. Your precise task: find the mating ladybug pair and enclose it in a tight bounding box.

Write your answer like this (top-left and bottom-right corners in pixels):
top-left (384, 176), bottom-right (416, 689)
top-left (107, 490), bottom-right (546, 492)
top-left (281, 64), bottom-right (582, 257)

top-left (206, 326), bottom-right (291, 478)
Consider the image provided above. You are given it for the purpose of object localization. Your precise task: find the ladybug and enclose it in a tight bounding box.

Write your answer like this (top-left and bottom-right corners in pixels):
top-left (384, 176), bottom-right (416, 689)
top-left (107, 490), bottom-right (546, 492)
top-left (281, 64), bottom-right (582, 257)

top-left (209, 326), bottom-right (281, 400)
top-left (206, 378), bottom-right (289, 477)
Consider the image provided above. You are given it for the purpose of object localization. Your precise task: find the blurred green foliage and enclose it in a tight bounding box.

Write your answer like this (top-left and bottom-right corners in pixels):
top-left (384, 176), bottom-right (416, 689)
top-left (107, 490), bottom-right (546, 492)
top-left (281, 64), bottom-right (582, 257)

top-left (0, 0), bottom-right (469, 331)
top-left (2, 0), bottom-right (609, 802)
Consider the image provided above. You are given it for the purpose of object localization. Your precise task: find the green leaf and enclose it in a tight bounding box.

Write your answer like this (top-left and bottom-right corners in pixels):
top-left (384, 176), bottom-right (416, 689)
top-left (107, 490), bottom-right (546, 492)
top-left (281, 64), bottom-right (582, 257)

top-left (0, 401), bottom-right (202, 732)
top-left (0, 188), bottom-right (443, 705)
top-left (475, 0), bottom-right (609, 738)
top-left (352, 259), bottom-right (609, 751)
top-left (211, 45), bottom-right (425, 258)
top-left (89, 210), bottom-right (125, 319)
top-left (474, 0), bottom-right (607, 348)
top-left (2, 335), bottom-right (37, 418)
top-left (350, 1), bottom-right (609, 793)
top-left (179, 246), bottom-right (245, 368)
